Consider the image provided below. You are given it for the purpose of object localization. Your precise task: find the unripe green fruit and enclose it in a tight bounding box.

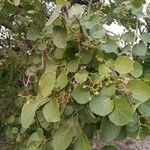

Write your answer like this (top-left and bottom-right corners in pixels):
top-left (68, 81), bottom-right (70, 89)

top-left (105, 82), bottom-right (109, 86)
top-left (89, 97), bottom-right (92, 101)
top-left (75, 53), bottom-right (79, 57)
top-left (94, 91), bottom-right (99, 95)
top-left (82, 85), bottom-right (87, 89)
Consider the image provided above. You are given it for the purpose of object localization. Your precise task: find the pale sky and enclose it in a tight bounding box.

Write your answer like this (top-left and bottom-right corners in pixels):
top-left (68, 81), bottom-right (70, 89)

top-left (104, 0), bottom-right (150, 35)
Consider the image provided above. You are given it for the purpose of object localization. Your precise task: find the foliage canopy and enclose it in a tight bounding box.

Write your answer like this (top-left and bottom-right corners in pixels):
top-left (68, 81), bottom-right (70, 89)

top-left (0, 0), bottom-right (150, 149)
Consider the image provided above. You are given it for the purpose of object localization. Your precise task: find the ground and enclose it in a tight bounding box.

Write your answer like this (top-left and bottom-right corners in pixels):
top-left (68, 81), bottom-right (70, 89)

top-left (93, 135), bottom-right (150, 150)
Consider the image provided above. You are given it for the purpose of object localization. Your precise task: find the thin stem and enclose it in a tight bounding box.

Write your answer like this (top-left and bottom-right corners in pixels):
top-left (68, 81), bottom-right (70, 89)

top-left (87, 0), bottom-right (93, 16)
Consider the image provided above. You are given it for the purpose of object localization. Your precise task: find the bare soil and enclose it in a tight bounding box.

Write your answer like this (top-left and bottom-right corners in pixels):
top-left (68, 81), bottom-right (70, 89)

top-left (93, 135), bottom-right (150, 150)
top-left (113, 138), bottom-right (150, 150)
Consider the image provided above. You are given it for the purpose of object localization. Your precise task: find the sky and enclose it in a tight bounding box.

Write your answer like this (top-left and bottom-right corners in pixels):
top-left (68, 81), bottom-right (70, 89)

top-left (104, 0), bottom-right (150, 35)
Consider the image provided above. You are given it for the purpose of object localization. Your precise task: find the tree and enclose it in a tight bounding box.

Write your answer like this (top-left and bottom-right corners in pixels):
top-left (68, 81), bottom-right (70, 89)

top-left (0, 0), bottom-right (150, 149)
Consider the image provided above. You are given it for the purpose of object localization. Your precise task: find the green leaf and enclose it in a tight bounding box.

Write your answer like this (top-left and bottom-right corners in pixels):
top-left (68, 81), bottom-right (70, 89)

top-left (109, 99), bottom-right (133, 126)
top-left (25, 66), bottom-right (38, 77)
top-left (126, 113), bottom-right (139, 133)
top-left (89, 94), bottom-right (114, 116)
top-left (140, 33), bottom-right (150, 43)
top-left (127, 80), bottom-right (150, 102)
top-left (80, 50), bottom-right (93, 64)
top-left (85, 108), bottom-right (97, 123)
top-left (72, 85), bottom-right (91, 104)
top-left (122, 32), bottom-right (134, 43)
top-left (143, 75), bottom-right (150, 87)
top-left (91, 24), bottom-right (105, 39)
top-left (27, 145), bottom-right (37, 150)
top-left (98, 64), bottom-right (111, 76)
top-left (67, 58), bottom-right (80, 73)
top-left (21, 96), bottom-right (50, 130)
top-left (28, 128), bottom-right (45, 146)
top-left (45, 5), bottom-right (62, 26)
top-left (138, 126), bottom-right (150, 139)
top-left (27, 26), bottom-right (40, 41)
top-left (115, 127), bottom-right (127, 141)
top-left (36, 111), bottom-right (50, 129)
top-left (52, 125), bottom-right (75, 150)
top-left (69, 4), bottom-right (84, 18)
top-left (56, 0), bottom-right (68, 5)
top-left (114, 56), bottom-right (134, 74)
top-left (100, 117), bottom-right (121, 143)
top-left (45, 142), bottom-right (54, 150)
top-left (131, 0), bottom-right (145, 8)
top-left (64, 106), bottom-right (74, 116)
top-left (74, 132), bottom-right (92, 150)
top-left (39, 71), bottom-right (56, 98)
top-left (56, 71), bottom-right (68, 89)
top-left (52, 25), bottom-right (67, 48)
top-left (91, 73), bottom-right (102, 84)
top-left (126, 125), bottom-right (139, 138)
top-left (101, 39), bottom-right (118, 53)
top-left (138, 100), bottom-right (150, 116)
top-left (54, 48), bottom-right (65, 59)
top-left (74, 72), bottom-right (88, 83)
top-left (36, 43), bottom-right (47, 51)
top-left (132, 42), bottom-right (147, 56)
top-left (100, 85), bottom-right (116, 97)
top-left (14, 0), bottom-right (20, 6)
top-left (102, 145), bottom-right (118, 150)
top-left (126, 113), bottom-right (138, 127)
top-left (130, 61), bottom-right (143, 78)
top-left (43, 98), bottom-right (60, 122)
top-left (12, 127), bottom-right (18, 134)
top-left (45, 60), bottom-right (58, 73)
top-left (83, 14), bottom-right (101, 29)
top-left (82, 124), bottom-right (95, 139)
